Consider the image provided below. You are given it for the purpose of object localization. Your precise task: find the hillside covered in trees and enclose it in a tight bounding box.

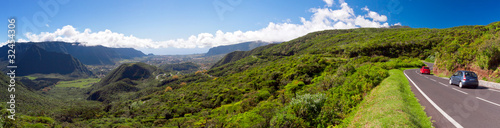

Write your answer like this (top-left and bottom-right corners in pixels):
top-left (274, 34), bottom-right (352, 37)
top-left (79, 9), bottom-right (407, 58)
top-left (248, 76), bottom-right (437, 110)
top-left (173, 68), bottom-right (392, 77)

top-left (2, 21), bottom-right (500, 127)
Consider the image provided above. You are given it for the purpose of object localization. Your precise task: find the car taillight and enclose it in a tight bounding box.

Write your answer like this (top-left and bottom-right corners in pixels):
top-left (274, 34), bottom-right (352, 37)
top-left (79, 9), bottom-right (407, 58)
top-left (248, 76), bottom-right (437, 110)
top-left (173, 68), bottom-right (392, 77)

top-left (463, 75), bottom-right (466, 81)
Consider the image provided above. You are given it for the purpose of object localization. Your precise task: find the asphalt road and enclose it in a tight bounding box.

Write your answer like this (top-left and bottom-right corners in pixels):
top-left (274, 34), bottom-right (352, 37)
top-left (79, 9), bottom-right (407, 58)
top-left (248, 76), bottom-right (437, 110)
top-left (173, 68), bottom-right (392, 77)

top-left (405, 64), bottom-right (500, 128)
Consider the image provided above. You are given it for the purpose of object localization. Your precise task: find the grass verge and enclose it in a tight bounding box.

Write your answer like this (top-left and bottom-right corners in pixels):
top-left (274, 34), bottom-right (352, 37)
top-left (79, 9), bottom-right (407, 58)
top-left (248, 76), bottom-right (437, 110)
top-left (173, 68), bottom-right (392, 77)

top-left (341, 69), bottom-right (432, 128)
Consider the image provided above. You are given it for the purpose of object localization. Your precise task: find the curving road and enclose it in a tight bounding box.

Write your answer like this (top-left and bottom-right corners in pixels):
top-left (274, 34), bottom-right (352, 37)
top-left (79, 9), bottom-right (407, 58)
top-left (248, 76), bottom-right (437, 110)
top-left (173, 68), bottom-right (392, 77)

top-left (405, 64), bottom-right (500, 128)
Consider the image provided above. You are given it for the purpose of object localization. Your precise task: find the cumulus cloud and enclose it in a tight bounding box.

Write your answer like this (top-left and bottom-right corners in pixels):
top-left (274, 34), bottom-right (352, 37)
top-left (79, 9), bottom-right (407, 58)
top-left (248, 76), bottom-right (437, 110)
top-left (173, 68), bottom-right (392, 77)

top-left (20, 1), bottom-right (394, 49)
top-left (361, 6), bottom-right (369, 11)
top-left (361, 6), bottom-right (387, 22)
top-left (323, 0), bottom-right (334, 7)
top-left (338, 0), bottom-right (345, 4)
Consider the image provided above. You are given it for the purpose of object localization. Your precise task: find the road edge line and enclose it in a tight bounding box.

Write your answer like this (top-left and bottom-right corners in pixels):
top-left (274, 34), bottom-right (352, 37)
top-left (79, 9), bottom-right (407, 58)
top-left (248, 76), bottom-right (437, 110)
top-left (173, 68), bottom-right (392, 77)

top-left (404, 70), bottom-right (464, 128)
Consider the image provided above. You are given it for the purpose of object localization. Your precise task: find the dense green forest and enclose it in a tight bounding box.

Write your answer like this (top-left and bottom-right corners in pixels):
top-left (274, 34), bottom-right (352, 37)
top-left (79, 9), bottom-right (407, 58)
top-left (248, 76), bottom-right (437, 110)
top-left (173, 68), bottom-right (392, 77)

top-left (1, 21), bottom-right (500, 127)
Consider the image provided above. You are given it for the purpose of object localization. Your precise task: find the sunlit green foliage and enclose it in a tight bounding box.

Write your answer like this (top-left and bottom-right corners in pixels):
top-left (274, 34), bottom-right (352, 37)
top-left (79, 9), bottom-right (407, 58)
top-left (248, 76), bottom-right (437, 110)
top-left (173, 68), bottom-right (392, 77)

top-left (54, 78), bottom-right (100, 88)
top-left (271, 93), bottom-right (326, 127)
top-left (5, 22), bottom-right (500, 127)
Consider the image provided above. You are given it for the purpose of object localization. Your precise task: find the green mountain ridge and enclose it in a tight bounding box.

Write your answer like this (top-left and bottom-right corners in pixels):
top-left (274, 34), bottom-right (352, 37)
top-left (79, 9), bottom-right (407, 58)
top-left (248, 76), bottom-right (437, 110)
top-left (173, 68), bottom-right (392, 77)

top-left (87, 62), bottom-right (162, 102)
top-left (0, 74), bottom-right (55, 115)
top-left (3, 21), bottom-right (500, 127)
top-left (0, 42), bottom-right (145, 65)
top-left (210, 44), bottom-right (277, 69)
top-left (17, 45), bottom-right (93, 77)
top-left (205, 41), bottom-right (273, 56)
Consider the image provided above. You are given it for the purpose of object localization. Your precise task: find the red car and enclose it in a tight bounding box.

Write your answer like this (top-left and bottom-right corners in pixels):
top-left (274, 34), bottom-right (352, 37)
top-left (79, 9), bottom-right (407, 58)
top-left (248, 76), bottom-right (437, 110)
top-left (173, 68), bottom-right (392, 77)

top-left (420, 66), bottom-right (430, 74)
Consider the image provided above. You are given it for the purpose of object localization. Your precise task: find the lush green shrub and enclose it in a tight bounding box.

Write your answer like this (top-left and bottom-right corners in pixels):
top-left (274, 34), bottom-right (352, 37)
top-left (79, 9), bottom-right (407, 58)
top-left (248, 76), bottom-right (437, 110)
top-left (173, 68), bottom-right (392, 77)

top-left (270, 113), bottom-right (308, 128)
top-left (284, 80), bottom-right (305, 98)
top-left (272, 93), bottom-right (327, 127)
top-left (256, 89), bottom-right (271, 101)
top-left (319, 64), bottom-right (389, 125)
top-left (425, 55), bottom-right (435, 62)
top-left (226, 112), bottom-right (265, 128)
top-left (477, 38), bottom-right (500, 70)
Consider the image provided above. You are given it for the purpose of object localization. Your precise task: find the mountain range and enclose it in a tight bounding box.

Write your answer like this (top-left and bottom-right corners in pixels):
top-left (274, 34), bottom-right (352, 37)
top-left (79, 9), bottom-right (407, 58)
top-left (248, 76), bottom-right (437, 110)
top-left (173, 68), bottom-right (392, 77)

top-left (16, 45), bottom-right (93, 77)
top-left (0, 41), bottom-right (145, 65)
top-left (204, 41), bottom-right (273, 56)
top-left (3, 21), bottom-right (500, 127)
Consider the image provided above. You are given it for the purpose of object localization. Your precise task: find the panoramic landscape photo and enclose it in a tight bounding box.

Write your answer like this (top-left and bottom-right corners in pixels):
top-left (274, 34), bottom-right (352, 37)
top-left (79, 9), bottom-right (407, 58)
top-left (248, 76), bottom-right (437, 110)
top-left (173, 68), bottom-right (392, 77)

top-left (1, 0), bottom-right (500, 127)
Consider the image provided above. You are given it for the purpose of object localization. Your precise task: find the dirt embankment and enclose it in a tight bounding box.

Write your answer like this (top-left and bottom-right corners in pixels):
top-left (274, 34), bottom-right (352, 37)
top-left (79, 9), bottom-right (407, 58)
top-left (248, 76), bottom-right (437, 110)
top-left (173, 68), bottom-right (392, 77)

top-left (434, 64), bottom-right (500, 80)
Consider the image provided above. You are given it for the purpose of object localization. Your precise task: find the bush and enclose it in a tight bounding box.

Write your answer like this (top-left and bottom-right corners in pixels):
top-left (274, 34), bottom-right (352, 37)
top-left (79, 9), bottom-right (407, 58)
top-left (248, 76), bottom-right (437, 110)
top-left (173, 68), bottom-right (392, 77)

top-left (477, 39), bottom-right (500, 70)
top-left (256, 90), bottom-right (271, 101)
top-left (284, 80), bottom-right (305, 98)
top-left (270, 113), bottom-right (308, 128)
top-left (272, 93), bottom-right (327, 127)
top-left (425, 55), bottom-right (435, 62)
top-left (226, 112), bottom-right (265, 128)
top-left (319, 64), bottom-right (389, 125)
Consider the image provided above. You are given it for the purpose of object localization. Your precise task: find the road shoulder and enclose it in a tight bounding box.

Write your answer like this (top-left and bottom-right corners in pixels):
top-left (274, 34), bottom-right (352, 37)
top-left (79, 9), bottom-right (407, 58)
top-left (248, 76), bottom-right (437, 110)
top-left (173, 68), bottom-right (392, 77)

top-left (343, 69), bottom-right (432, 127)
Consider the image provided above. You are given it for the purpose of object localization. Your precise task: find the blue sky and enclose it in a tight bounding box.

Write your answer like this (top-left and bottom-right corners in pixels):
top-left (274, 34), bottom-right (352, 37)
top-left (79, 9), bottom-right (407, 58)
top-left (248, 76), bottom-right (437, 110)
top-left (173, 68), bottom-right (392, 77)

top-left (2, 0), bottom-right (500, 55)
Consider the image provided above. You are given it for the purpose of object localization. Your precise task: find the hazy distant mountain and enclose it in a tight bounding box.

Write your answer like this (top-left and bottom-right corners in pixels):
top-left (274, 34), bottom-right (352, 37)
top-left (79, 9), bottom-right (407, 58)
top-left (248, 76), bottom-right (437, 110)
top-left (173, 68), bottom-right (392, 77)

top-left (0, 41), bottom-right (145, 65)
top-left (16, 45), bottom-right (93, 77)
top-left (205, 41), bottom-right (272, 56)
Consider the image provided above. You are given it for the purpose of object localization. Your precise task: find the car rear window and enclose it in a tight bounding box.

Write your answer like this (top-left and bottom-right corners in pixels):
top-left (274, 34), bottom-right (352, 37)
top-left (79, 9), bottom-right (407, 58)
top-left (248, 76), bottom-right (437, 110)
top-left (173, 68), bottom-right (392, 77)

top-left (464, 72), bottom-right (477, 77)
top-left (424, 67), bottom-right (430, 69)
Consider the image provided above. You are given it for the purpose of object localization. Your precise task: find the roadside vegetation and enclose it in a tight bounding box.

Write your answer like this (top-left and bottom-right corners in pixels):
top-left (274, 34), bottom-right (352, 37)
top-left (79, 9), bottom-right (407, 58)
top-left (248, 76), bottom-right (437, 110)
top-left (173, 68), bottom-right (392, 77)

top-left (342, 69), bottom-right (432, 128)
top-left (2, 21), bottom-right (499, 127)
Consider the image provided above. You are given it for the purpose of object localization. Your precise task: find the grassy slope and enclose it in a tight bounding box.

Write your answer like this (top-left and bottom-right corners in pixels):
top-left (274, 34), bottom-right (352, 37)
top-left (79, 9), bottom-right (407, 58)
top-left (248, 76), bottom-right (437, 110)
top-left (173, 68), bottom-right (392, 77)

top-left (55, 78), bottom-right (100, 88)
top-left (8, 22), bottom-right (500, 127)
top-left (342, 69), bottom-right (432, 128)
top-left (24, 76), bottom-right (37, 80)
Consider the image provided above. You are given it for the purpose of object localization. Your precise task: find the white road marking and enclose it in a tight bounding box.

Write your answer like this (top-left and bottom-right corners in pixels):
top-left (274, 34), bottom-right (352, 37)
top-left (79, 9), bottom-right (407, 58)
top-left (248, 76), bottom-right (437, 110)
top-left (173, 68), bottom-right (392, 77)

top-left (452, 88), bottom-right (468, 94)
top-left (404, 71), bottom-right (464, 128)
top-left (439, 82), bottom-right (449, 87)
top-left (477, 97), bottom-right (500, 107)
top-left (430, 79), bottom-right (437, 82)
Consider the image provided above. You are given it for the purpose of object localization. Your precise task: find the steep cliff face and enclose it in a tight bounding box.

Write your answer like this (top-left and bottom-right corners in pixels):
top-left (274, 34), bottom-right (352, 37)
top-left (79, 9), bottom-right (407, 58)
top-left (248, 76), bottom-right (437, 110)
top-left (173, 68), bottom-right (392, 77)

top-left (0, 41), bottom-right (145, 65)
top-left (16, 45), bottom-right (93, 77)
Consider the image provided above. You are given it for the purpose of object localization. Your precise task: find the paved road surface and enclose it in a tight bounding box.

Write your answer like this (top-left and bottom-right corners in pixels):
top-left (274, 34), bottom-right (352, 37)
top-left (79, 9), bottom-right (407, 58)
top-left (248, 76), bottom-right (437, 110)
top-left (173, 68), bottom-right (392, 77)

top-left (405, 65), bottom-right (500, 128)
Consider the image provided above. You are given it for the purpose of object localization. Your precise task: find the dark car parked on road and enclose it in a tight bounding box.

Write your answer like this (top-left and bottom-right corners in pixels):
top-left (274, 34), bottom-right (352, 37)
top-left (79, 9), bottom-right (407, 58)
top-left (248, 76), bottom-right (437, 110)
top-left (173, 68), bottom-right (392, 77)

top-left (449, 70), bottom-right (479, 88)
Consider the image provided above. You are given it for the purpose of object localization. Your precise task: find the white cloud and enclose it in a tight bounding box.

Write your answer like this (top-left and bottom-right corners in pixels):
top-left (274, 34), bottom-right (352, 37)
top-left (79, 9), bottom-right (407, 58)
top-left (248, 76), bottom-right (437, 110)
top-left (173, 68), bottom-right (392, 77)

top-left (20, 1), bottom-right (393, 49)
top-left (361, 6), bottom-right (388, 22)
top-left (323, 0), bottom-right (334, 7)
top-left (361, 6), bottom-right (369, 11)
top-left (394, 22), bottom-right (402, 26)
top-left (283, 19), bottom-right (292, 23)
top-left (0, 41), bottom-right (6, 47)
top-left (367, 11), bottom-right (387, 22)
top-left (338, 0), bottom-right (345, 4)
